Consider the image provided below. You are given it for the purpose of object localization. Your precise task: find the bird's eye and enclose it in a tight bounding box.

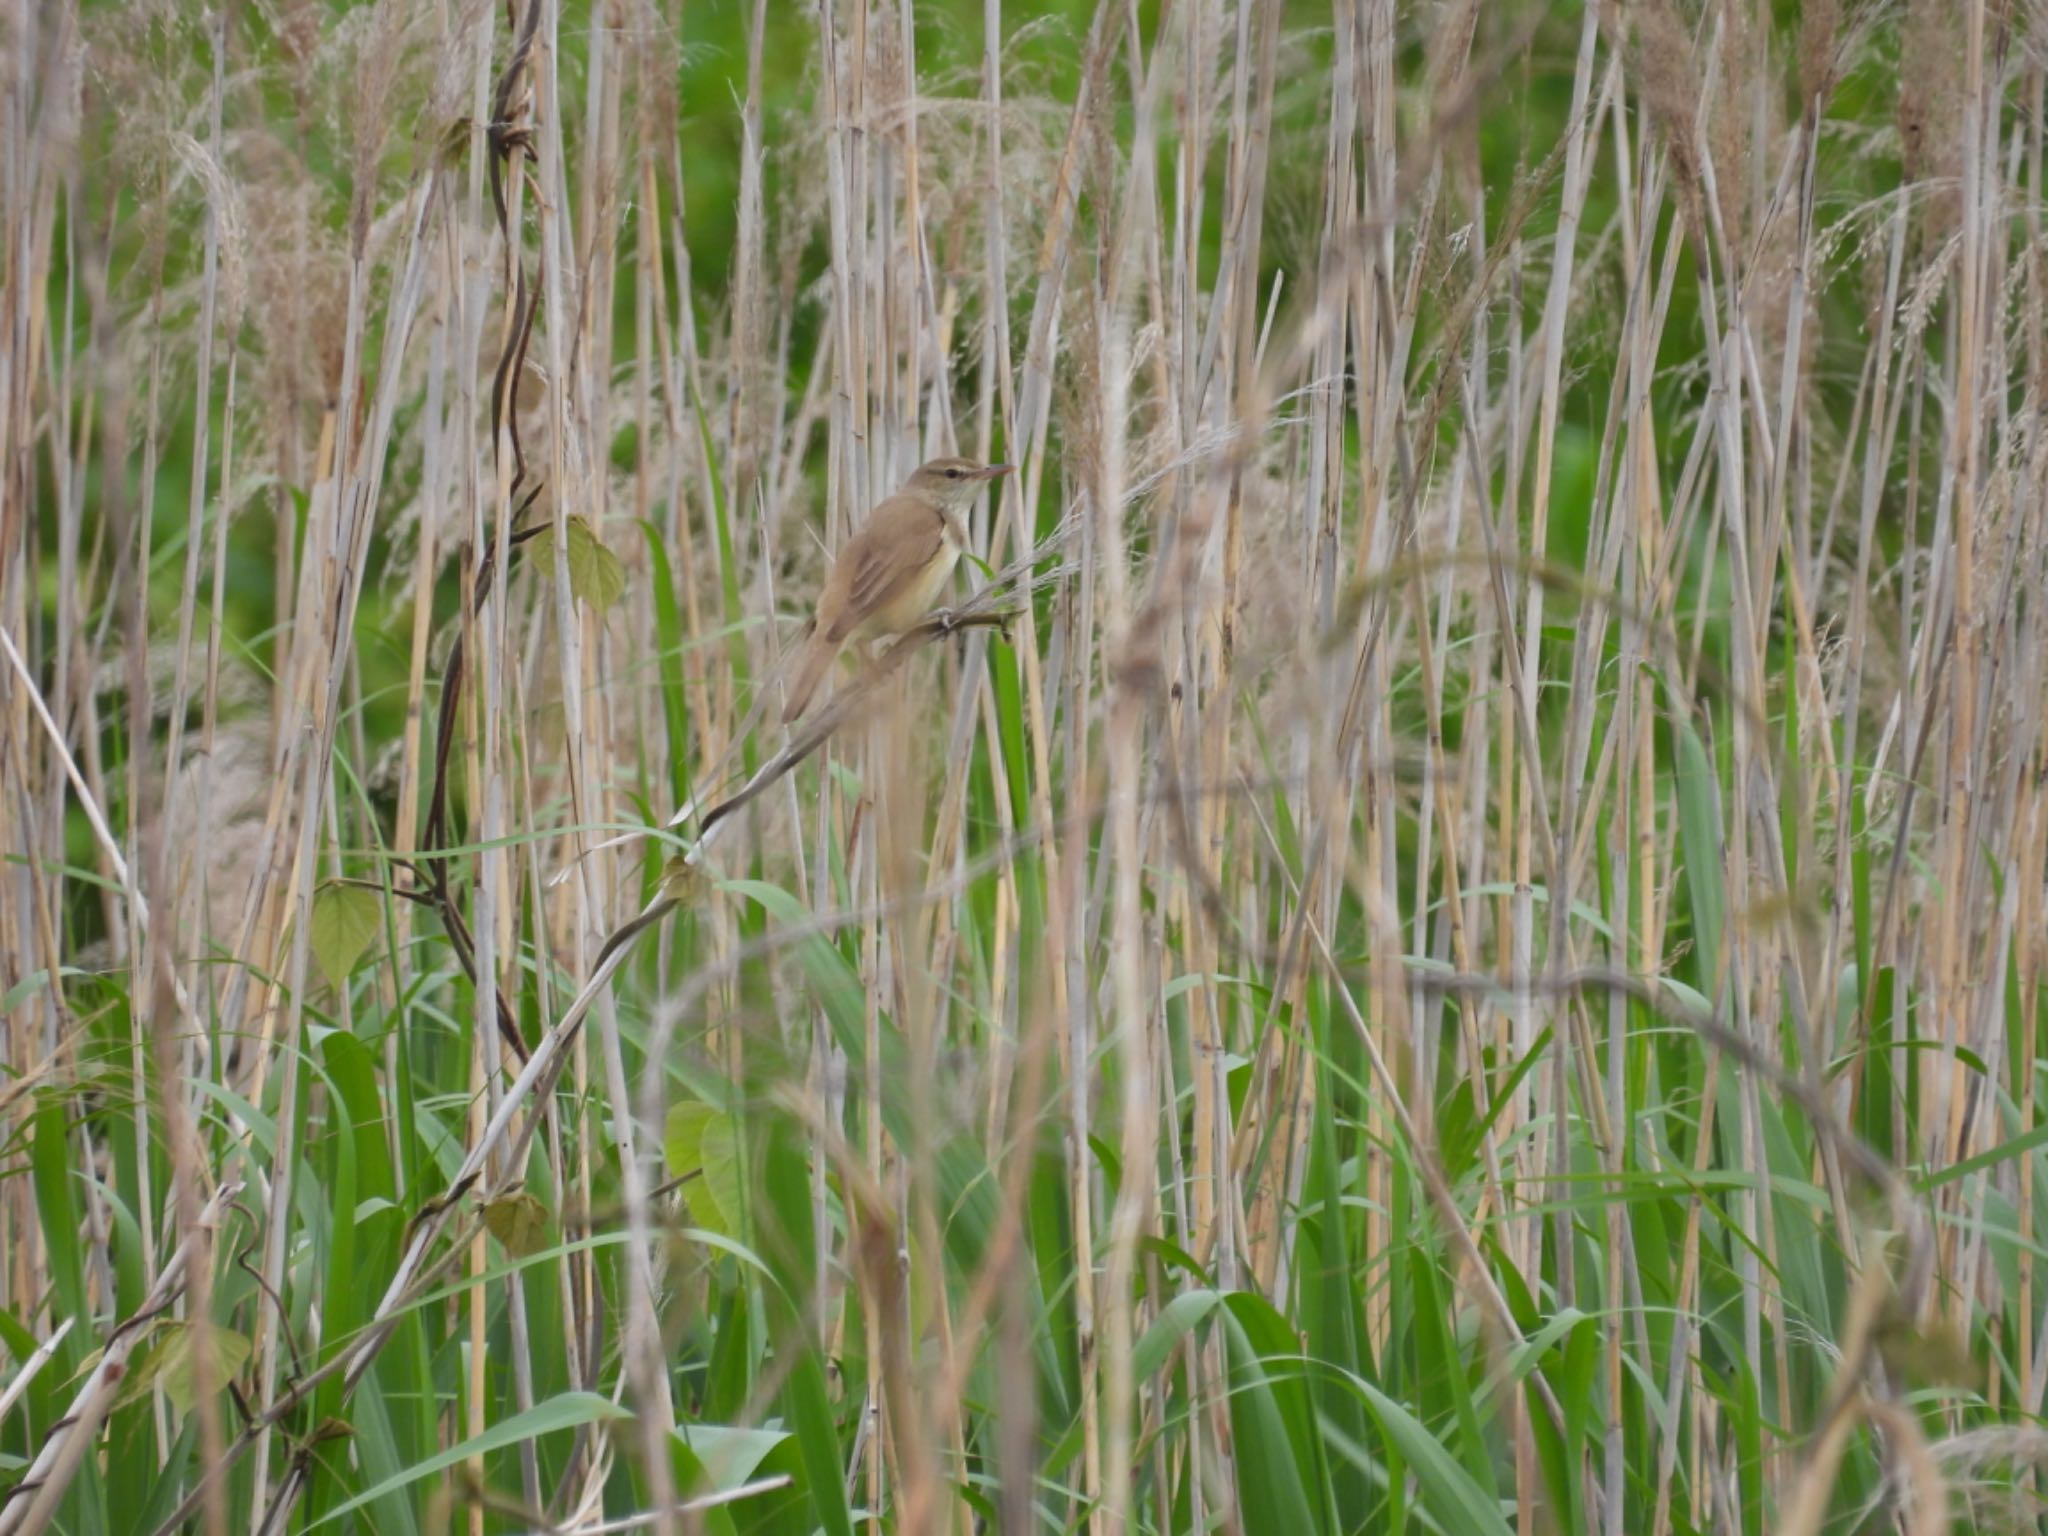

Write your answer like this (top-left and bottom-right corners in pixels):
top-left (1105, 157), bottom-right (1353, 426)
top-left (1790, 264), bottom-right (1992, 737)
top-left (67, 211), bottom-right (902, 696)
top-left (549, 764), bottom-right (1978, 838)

top-left (946, 467), bottom-right (960, 478)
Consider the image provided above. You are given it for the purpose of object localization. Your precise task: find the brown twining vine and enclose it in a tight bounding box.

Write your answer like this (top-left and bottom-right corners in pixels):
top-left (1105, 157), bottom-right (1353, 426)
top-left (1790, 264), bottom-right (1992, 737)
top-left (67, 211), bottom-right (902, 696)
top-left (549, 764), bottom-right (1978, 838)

top-left (402, 0), bottom-right (549, 1068)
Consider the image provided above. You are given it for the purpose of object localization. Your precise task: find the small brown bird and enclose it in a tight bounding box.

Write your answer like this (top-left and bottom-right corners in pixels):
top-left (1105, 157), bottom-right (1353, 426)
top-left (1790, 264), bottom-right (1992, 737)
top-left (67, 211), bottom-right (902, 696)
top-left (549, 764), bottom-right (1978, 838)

top-left (781, 456), bottom-right (1014, 723)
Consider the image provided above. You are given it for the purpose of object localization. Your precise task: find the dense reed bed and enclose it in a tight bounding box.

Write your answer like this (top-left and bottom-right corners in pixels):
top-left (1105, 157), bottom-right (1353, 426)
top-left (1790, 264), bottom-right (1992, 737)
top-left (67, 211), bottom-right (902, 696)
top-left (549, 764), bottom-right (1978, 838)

top-left (4, 1), bottom-right (2046, 1531)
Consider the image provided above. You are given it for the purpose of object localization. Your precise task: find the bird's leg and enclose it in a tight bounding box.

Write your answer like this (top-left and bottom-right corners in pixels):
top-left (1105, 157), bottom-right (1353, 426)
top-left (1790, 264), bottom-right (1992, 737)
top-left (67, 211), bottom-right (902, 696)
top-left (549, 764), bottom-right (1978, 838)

top-left (928, 605), bottom-right (959, 633)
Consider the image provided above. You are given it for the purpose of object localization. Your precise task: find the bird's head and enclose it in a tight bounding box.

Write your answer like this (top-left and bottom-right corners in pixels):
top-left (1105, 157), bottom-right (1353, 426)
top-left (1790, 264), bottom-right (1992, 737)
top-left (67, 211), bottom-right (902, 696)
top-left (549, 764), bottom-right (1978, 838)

top-left (904, 456), bottom-right (1015, 510)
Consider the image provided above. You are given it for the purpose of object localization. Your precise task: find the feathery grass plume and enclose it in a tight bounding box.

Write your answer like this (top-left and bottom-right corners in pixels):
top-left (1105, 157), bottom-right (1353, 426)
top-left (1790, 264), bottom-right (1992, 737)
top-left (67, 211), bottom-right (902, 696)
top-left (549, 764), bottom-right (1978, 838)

top-left (1615, 0), bottom-right (1709, 257)
top-left (1898, 0), bottom-right (1967, 230)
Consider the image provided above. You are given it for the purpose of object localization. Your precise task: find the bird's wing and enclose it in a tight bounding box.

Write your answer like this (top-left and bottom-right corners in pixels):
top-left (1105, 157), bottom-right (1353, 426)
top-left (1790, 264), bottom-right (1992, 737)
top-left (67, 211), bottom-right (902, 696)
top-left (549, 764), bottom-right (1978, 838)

top-left (820, 495), bottom-right (943, 639)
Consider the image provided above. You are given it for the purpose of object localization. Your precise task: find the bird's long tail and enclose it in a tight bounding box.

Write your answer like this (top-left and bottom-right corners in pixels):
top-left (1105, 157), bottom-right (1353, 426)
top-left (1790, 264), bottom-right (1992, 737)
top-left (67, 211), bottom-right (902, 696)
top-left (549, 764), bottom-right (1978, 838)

top-left (781, 629), bottom-right (839, 723)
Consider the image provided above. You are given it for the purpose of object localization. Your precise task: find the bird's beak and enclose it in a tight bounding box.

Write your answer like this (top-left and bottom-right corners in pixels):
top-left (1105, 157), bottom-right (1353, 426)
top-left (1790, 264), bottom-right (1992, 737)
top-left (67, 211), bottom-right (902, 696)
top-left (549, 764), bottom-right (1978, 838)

top-left (978, 463), bottom-right (1016, 480)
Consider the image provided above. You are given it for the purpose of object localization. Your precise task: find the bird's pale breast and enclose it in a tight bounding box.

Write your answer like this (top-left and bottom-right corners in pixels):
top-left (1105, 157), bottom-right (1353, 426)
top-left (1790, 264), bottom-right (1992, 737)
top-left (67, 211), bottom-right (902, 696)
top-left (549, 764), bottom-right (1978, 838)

top-left (857, 541), bottom-right (960, 638)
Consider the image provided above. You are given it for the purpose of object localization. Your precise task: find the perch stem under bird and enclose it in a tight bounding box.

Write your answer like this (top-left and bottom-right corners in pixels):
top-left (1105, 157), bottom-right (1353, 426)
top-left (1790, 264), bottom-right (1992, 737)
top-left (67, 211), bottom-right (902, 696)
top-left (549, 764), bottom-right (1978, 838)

top-left (780, 456), bottom-right (1014, 723)
top-left (548, 601), bottom-right (1027, 892)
